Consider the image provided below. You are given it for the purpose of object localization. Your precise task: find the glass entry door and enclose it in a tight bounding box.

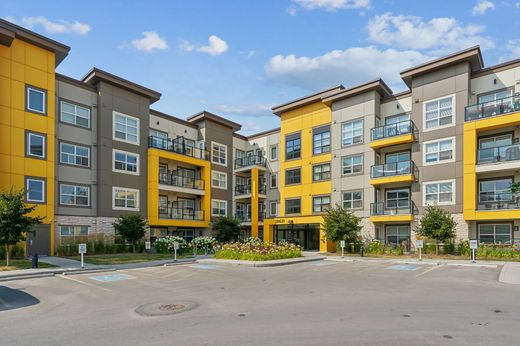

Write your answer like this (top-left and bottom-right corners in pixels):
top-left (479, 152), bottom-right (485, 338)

top-left (274, 224), bottom-right (320, 250)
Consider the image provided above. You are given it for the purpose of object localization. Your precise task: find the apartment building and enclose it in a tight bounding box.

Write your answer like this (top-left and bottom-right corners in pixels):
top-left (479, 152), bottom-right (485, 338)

top-left (1, 19), bottom-right (520, 256)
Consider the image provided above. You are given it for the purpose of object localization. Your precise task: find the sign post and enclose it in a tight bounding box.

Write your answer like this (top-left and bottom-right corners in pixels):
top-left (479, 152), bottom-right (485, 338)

top-left (416, 240), bottom-right (424, 261)
top-left (145, 241), bottom-right (151, 252)
top-left (78, 243), bottom-right (87, 269)
top-left (469, 240), bottom-right (478, 263)
top-left (340, 240), bottom-right (345, 258)
top-left (173, 242), bottom-right (179, 262)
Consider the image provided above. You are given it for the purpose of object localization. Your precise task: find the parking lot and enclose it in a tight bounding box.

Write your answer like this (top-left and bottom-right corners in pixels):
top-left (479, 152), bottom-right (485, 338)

top-left (1, 260), bottom-right (519, 346)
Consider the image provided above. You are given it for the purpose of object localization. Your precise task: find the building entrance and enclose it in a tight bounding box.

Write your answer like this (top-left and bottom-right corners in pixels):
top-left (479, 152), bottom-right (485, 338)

top-left (274, 223), bottom-right (320, 250)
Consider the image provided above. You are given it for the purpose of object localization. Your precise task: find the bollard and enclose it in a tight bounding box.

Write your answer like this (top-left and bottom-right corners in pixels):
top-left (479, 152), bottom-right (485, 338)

top-left (31, 253), bottom-right (38, 268)
top-left (360, 246), bottom-right (364, 257)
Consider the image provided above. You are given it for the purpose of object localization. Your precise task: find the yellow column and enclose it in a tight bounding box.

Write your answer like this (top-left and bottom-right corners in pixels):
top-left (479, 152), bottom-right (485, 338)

top-left (463, 124), bottom-right (477, 220)
top-left (319, 223), bottom-right (336, 252)
top-left (251, 167), bottom-right (259, 238)
top-left (263, 219), bottom-right (274, 243)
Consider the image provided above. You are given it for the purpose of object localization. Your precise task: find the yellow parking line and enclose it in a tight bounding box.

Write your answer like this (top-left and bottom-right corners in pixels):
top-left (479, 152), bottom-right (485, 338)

top-left (415, 265), bottom-right (443, 277)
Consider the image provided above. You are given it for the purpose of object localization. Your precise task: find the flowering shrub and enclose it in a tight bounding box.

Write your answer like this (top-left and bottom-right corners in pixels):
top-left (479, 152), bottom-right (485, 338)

top-left (190, 236), bottom-right (217, 250)
top-left (154, 236), bottom-right (187, 254)
top-left (457, 240), bottom-right (520, 258)
top-left (215, 241), bottom-right (301, 261)
top-left (242, 237), bottom-right (263, 245)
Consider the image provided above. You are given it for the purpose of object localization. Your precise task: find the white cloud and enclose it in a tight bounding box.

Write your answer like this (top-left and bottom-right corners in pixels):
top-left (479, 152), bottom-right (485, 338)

top-left (499, 39), bottom-right (520, 62)
top-left (215, 104), bottom-right (272, 116)
top-left (265, 46), bottom-right (432, 91)
top-left (292, 0), bottom-right (371, 11)
top-left (131, 31), bottom-right (168, 53)
top-left (367, 13), bottom-right (495, 53)
top-left (472, 0), bottom-right (496, 15)
top-left (5, 16), bottom-right (91, 35)
top-left (197, 35), bottom-right (228, 56)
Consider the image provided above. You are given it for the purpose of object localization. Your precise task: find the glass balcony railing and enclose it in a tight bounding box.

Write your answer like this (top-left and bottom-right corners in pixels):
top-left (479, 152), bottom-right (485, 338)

top-left (371, 160), bottom-right (416, 179)
top-left (477, 192), bottom-right (520, 210)
top-left (159, 171), bottom-right (204, 190)
top-left (371, 120), bottom-right (416, 141)
top-left (234, 155), bottom-right (267, 169)
top-left (148, 136), bottom-right (210, 161)
top-left (159, 208), bottom-right (204, 220)
top-left (235, 212), bottom-right (266, 222)
top-left (465, 95), bottom-right (520, 122)
top-left (235, 184), bottom-right (267, 196)
top-left (477, 144), bottom-right (520, 165)
top-left (370, 201), bottom-right (417, 216)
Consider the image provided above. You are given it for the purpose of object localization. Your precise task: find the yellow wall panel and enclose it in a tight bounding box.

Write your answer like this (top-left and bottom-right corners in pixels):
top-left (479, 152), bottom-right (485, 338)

top-left (25, 46), bottom-right (48, 71)
top-left (10, 80), bottom-right (24, 110)
top-left (11, 108), bottom-right (24, 128)
top-left (11, 61), bottom-right (24, 82)
top-left (10, 40), bottom-right (24, 63)
top-left (0, 105), bottom-right (10, 126)
top-left (0, 124), bottom-right (11, 154)
top-left (0, 57), bottom-right (10, 78)
top-left (0, 154), bottom-right (11, 174)
top-left (25, 65), bottom-right (47, 89)
top-left (0, 76), bottom-right (11, 107)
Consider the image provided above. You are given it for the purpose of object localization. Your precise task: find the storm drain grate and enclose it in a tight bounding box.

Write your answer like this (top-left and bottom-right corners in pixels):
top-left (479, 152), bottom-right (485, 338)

top-left (135, 301), bottom-right (197, 316)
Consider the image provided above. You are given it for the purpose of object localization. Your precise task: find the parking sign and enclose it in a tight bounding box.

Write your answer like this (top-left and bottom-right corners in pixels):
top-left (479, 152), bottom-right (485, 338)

top-left (173, 242), bottom-right (180, 250)
top-left (340, 240), bottom-right (345, 248)
top-left (145, 241), bottom-right (151, 250)
top-left (416, 240), bottom-right (423, 249)
top-left (469, 240), bottom-right (478, 249)
top-left (78, 243), bottom-right (87, 254)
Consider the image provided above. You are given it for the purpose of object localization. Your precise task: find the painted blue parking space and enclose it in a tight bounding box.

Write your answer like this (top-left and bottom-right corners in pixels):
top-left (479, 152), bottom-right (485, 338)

top-left (90, 274), bottom-right (135, 282)
top-left (190, 264), bottom-right (219, 270)
top-left (387, 265), bottom-right (418, 271)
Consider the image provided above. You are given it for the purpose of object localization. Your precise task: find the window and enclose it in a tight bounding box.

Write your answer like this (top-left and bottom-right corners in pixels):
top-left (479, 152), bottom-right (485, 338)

top-left (60, 184), bottom-right (90, 207)
top-left (423, 180), bottom-right (455, 206)
top-left (342, 119), bottom-right (363, 146)
top-left (424, 96), bottom-right (454, 130)
top-left (478, 133), bottom-right (513, 164)
top-left (212, 171), bottom-right (227, 189)
top-left (112, 187), bottom-right (139, 210)
top-left (478, 178), bottom-right (512, 204)
top-left (385, 225), bottom-right (410, 246)
top-left (285, 168), bottom-right (301, 185)
top-left (211, 199), bottom-right (227, 216)
top-left (313, 195), bottom-right (331, 213)
top-left (113, 150), bottom-right (139, 175)
top-left (113, 112), bottom-right (139, 144)
top-left (25, 178), bottom-right (45, 203)
top-left (60, 101), bottom-right (91, 128)
top-left (269, 201), bottom-right (278, 216)
top-left (478, 88), bottom-right (513, 105)
top-left (313, 163), bottom-right (331, 181)
top-left (270, 173), bottom-right (278, 188)
top-left (149, 129), bottom-right (168, 148)
top-left (285, 133), bottom-right (301, 160)
top-left (270, 145), bottom-right (278, 161)
top-left (313, 126), bottom-right (330, 155)
top-left (211, 142), bottom-right (227, 166)
top-left (26, 132), bottom-right (46, 159)
top-left (26, 86), bottom-right (46, 114)
top-left (386, 188), bottom-right (410, 209)
top-left (60, 142), bottom-right (90, 167)
top-left (478, 224), bottom-right (512, 244)
top-left (59, 226), bottom-right (90, 237)
top-left (424, 137), bottom-right (455, 165)
top-left (285, 199), bottom-right (301, 214)
top-left (343, 191), bottom-right (363, 209)
top-left (342, 154), bottom-right (363, 175)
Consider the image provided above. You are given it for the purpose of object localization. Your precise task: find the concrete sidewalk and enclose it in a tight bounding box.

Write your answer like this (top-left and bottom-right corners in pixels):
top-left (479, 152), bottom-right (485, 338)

top-left (38, 256), bottom-right (101, 269)
top-left (324, 255), bottom-right (504, 267)
top-left (499, 262), bottom-right (520, 284)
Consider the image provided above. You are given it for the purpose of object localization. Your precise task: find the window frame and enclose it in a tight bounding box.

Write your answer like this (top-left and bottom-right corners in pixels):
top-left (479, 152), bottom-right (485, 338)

top-left (25, 177), bottom-right (46, 204)
top-left (59, 183), bottom-right (91, 207)
top-left (285, 132), bottom-right (301, 161)
top-left (342, 190), bottom-right (364, 210)
top-left (112, 187), bottom-right (140, 211)
top-left (422, 179), bottom-right (456, 206)
top-left (423, 137), bottom-right (456, 166)
top-left (285, 198), bottom-right (301, 215)
top-left (312, 125), bottom-right (331, 155)
top-left (341, 118), bottom-right (364, 147)
top-left (25, 131), bottom-right (46, 159)
top-left (269, 201), bottom-right (278, 216)
top-left (478, 223), bottom-right (513, 245)
top-left (211, 199), bottom-right (227, 217)
top-left (59, 225), bottom-right (90, 237)
top-left (312, 163), bottom-right (331, 182)
top-left (270, 145), bottom-right (278, 161)
top-left (312, 195), bottom-right (331, 214)
top-left (422, 94), bottom-right (455, 132)
top-left (112, 149), bottom-right (140, 176)
top-left (211, 171), bottom-right (228, 189)
top-left (59, 99), bottom-right (92, 129)
top-left (25, 85), bottom-right (47, 115)
top-left (59, 141), bottom-right (91, 168)
top-left (285, 168), bottom-right (302, 185)
top-left (270, 173), bottom-right (278, 189)
top-left (342, 154), bottom-right (363, 176)
top-left (211, 141), bottom-right (228, 167)
top-left (112, 111), bottom-right (140, 145)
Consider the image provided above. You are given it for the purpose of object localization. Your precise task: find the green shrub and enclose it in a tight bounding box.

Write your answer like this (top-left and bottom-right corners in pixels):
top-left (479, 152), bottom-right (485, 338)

top-left (0, 244), bottom-right (25, 259)
top-left (365, 240), bottom-right (385, 255)
top-left (214, 241), bottom-right (301, 261)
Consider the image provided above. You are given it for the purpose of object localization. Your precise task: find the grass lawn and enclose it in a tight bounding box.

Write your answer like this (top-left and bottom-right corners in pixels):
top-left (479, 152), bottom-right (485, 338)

top-left (0, 259), bottom-right (57, 271)
top-left (68, 253), bottom-right (190, 265)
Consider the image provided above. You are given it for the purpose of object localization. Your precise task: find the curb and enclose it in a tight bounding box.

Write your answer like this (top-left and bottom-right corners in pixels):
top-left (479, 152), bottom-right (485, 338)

top-left (196, 256), bottom-right (325, 267)
top-left (499, 263), bottom-right (520, 284)
top-left (0, 267), bottom-right (115, 281)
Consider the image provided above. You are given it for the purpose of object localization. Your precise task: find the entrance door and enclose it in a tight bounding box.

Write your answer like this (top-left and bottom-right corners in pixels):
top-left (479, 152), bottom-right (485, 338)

top-left (26, 224), bottom-right (51, 256)
top-left (274, 224), bottom-right (320, 250)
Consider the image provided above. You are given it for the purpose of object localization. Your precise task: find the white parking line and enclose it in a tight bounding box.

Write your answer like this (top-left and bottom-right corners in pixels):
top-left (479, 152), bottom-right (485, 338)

top-left (415, 265), bottom-right (443, 277)
top-left (57, 274), bottom-right (112, 292)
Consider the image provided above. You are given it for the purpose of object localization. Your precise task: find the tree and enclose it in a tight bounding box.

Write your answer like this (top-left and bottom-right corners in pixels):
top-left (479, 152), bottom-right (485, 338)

top-left (212, 216), bottom-right (241, 243)
top-left (0, 189), bottom-right (43, 266)
top-left (323, 204), bottom-right (361, 249)
top-left (113, 214), bottom-right (146, 252)
top-left (415, 205), bottom-right (456, 255)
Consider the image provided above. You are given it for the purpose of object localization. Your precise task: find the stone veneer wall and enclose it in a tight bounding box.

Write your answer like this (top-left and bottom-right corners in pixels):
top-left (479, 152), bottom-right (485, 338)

top-left (55, 216), bottom-right (118, 245)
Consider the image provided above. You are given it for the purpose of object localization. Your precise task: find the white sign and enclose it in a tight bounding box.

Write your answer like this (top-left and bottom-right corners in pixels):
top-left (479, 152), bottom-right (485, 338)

top-left (173, 242), bottom-right (180, 250)
top-left (470, 240), bottom-right (478, 249)
top-left (145, 241), bottom-right (151, 250)
top-left (416, 240), bottom-right (424, 249)
top-left (340, 240), bottom-right (345, 248)
top-left (78, 243), bottom-right (87, 254)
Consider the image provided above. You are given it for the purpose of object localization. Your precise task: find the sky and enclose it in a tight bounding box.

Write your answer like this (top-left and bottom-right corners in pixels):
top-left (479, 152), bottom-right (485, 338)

top-left (2, 0), bottom-right (520, 135)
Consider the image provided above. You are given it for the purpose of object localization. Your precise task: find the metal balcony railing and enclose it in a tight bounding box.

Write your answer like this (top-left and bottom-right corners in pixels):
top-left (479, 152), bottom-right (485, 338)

top-left (159, 171), bottom-right (204, 190)
top-left (370, 201), bottom-right (417, 216)
top-left (477, 144), bottom-right (520, 165)
top-left (234, 155), bottom-right (267, 169)
top-left (465, 95), bottom-right (520, 122)
top-left (235, 184), bottom-right (267, 196)
top-left (159, 208), bottom-right (204, 220)
top-left (371, 160), bottom-right (416, 179)
top-left (235, 212), bottom-right (266, 222)
top-left (371, 119), bottom-right (417, 141)
top-left (477, 192), bottom-right (520, 210)
top-left (148, 136), bottom-right (210, 161)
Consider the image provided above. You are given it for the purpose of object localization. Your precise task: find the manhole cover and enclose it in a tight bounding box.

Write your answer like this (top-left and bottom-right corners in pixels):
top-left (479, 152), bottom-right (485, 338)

top-left (135, 301), bottom-right (197, 316)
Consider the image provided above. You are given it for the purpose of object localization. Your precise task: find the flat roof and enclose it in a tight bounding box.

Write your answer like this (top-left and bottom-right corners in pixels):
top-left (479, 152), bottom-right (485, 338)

top-left (187, 110), bottom-right (242, 131)
top-left (322, 79), bottom-right (392, 104)
top-left (271, 85), bottom-right (344, 116)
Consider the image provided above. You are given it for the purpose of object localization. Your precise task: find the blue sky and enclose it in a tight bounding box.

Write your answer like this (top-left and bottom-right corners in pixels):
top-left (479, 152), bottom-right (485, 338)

top-left (2, 0), bottom-right (520, 134)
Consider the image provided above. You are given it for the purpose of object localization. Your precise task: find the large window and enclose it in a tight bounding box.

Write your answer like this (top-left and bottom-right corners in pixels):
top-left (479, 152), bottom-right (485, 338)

top-left (60, 142), bottom-right (90, 167)
top-left (112, 187), bottom-right (139, 210)
top-left (478, 224), bottom-right (512, 244)
top-left (59, 225), bottom-right (90, 237)
top-left (211, 199), bottom-right (227, 216)
top-left (342, 154), bottom-right (363, 175)
top-left (342, 191), bottom-right (363, 210)
top-left (342, 119), bottom-right (363, 146)
top-left (385, 225), bottom-right (410, 246)
top-left (424, 96), bottom-right (454, 130)
top-left (477, 133), bottom-right (513, 164)
top-left (313, 195), bottom-right (331, 213)
top-left (285, 133), bottom-right (301, 160)
top-left (113, 150), bottom-right (139, 175)
top-left (212, 171), bottom-right (227, 189)
top-left (113, 112), bottom-right (139, 144)
top-left (60, 184), bottom-right (90, 207)
top-left (424, 137), bottom-right (454, 165)
top-left (285, 198), bottom-right (301, 214)
top-left (26, 132), bottom-right (46, 159)
top-left (60, 101), bottom-right (91, 128)
top-left (211, 142), bottom-right (227, 166)
top-left (478, 88), bottom-right (513, 105)
top-left (386, 188), bottom-right (410, 209)
top-left (423, 180), bottom-right (455, 206)
top-left (313, 125), bottom-right (330, 155)
top-left (26, 86), bottom-right (46, 114)
top-left (479, 178), bottom-right (512, 203)
top-left (270, 145), bottom-right (278, 161)
top-left (25, 178), bottom-right (45, 203)
top-left (313, 163), bottom-right (331, 181)
top-left (285, 168), bottom-right (301, 185)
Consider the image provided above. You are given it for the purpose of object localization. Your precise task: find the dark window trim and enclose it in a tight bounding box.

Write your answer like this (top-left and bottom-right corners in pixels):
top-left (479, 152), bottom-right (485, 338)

top-left (312, 162), bottom-right (331, 182)
top-left (24, 176), bottom-right (47, 204)
top-left (58, 97), bottom-right (93, 130)
top-left (341, 190), bottom-right (364, 210)
top-left (341, 117), bottom-right (364, 148)
top-left (285, 168), bottom-right (302, 185)
top-left (312, 194), bottom-right (331, 214)
top-left (341, 153), bottom-right (364, 176)
top-left (270, 173), bottom-right (278, 189)
top-left (24, 130), bottom-right (47, 160)
top-left (285, 131), bottom-right (302, 161)
top-left (58, 140), bottom-right (92, 169)
top-left (477, 221), bottom-right (513, 244)
top-left (25, 84), bottom-right (47, 116)
top-left (285, 198), bottom-right (302, 215)
top-left (477, 176), bottom-right (514, 202)
top-left (58, 181), bottom-right (92, 208)
top-left (312, 124), bottom-right (331, 156)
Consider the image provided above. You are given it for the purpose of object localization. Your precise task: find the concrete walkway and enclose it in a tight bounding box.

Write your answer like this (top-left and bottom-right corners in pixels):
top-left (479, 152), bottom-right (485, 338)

top-left (499, 262), bottom-right (520, 284)
top-left (197, 255), bottom-right (325, 267)
top-left (324, 255), bottom-right (507, 267)
top-left (38, 256), bottom-right (101, 269)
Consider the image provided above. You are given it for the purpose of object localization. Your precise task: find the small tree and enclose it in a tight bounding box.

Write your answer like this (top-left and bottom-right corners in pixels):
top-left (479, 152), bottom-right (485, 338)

top-left (212, 216), bottom-right (241, 243)
top-left (0, 189), bottom-right (43, 266)
top-left (323, 204), bottom-right (361, 251)
top-left (415, 205), bottom-right (456, 255)
top-left (113, 214), bottom-right (146, 252)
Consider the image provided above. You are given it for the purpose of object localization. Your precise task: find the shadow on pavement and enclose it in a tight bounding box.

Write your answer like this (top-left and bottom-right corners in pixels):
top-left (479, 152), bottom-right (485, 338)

top-left (0, 286), bottom-right (40, 311)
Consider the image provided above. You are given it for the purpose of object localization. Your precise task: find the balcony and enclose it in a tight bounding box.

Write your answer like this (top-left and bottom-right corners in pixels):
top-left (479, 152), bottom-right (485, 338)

top-left (149, 136), bottom-right (210, 161)
top-left (159, 171), bottom-right (204, 190)
top-left (235, 212), bottom-right (265, 223)
top-left (370, 120), bottom-right (417, 149)
top-left (159, 208), bottom-right (204, 221)
top-left (234, 155), bottom-right (267, 170)
top-left (235, 184), bottom-right (267, 197)
top-left (465, 95), bottom-right (520, 122)
top-left (369, 201), bottom-right (417, 222)
top-left (477, 192), bottom-right (520, 211)
top-left (370, 160), bottom-right (416, 186)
